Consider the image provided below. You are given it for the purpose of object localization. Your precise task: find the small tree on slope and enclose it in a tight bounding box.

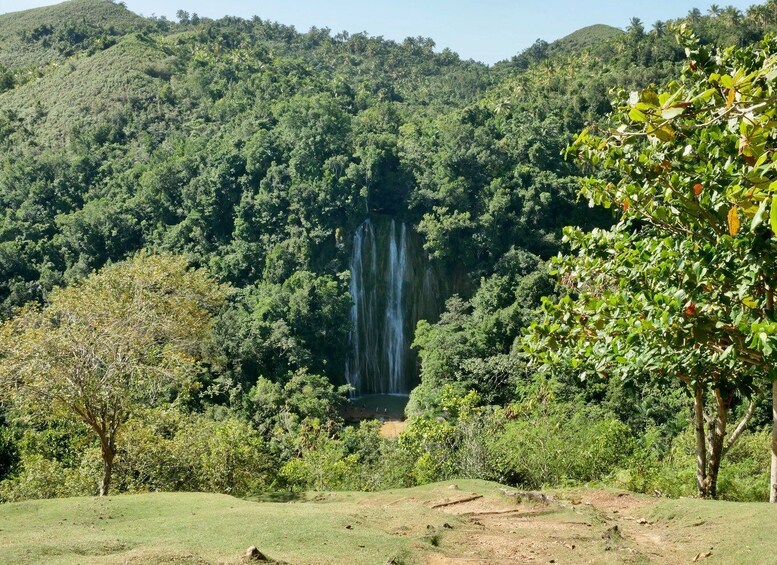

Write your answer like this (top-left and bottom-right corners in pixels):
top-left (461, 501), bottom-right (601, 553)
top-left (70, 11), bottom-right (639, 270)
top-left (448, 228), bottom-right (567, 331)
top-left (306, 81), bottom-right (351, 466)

top-left (0, 254), bottom-right (227, 496)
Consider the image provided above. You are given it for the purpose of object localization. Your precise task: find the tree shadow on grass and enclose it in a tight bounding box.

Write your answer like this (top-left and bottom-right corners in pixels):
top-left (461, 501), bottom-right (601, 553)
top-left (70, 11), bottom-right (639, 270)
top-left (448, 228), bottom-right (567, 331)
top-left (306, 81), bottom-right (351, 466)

top-left (245, 491), bottom-right (302, 503)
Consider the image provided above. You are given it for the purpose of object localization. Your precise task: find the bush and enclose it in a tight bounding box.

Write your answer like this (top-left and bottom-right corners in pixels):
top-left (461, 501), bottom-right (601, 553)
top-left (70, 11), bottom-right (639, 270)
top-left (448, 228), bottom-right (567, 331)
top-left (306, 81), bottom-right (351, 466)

top-left (279, 419), bottom-right (360, 490)
top-left (0, 421), bottom-right (100, 501)
top-left (279, 419), bottom-right (416, 491)
top-left (400, 387), bottom-right (491, 483)
top-left (488, 402), bottom-right (633, 488)
top-left (116, 409), bottom-right (274, 495)
top-left (620, 426), bottom-right (770, 501)
top-left (716, 430), bottom-right (770, 502)
top-left (0, 452), bottom-right (99, 502)
top-left (1, 409), bottom-right (276, 501)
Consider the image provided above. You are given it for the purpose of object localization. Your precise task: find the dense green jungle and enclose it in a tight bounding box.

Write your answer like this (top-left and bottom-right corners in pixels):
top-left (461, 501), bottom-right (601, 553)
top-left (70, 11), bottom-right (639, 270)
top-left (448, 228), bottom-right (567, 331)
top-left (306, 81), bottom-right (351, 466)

top-left (2, 0), bottom-right (777, 508)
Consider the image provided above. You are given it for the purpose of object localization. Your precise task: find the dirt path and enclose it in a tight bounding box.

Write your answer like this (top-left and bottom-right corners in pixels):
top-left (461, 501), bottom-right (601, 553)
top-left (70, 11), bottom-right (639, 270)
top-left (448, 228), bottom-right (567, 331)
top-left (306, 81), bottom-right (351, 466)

top-left (422, 486), bottom-right (688, 564)
top-left (379, 420), bottom-right (408, 438)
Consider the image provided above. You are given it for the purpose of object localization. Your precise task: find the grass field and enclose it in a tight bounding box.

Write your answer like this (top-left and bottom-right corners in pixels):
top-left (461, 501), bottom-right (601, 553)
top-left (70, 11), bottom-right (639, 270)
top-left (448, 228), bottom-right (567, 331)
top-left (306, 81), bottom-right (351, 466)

top-left (1, 480), bottom-right (777, 564)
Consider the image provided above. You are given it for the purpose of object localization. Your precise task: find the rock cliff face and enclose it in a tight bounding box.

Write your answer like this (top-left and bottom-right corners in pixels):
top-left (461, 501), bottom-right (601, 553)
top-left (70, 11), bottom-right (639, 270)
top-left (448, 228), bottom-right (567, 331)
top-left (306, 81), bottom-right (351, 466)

top-left (345, 216), bottom-right (449, 395)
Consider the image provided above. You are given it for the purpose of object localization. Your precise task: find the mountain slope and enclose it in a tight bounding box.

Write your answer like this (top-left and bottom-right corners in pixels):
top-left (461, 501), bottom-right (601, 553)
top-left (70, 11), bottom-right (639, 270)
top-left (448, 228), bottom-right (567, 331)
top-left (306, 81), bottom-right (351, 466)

top-left (552, 23), bottom-right (624, 52)
top-left (0, 35), bottom-right (170, 146)
top-left (0, 0), bottom-right (148, 69)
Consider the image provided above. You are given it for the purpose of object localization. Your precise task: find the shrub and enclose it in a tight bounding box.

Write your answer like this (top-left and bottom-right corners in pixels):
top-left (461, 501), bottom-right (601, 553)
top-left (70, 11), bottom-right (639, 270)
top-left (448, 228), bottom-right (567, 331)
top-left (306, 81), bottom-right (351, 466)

top-left (0, 452), bottom-right (99, 502)
top-left (116, 409), bottom-right (274, 495)
top-left (620, 426), bottom-right (770, 501)
top-left (1, 409), bottom-right (276, 501)
top-left (400, 387), bottom-right (487, 483)
top-left (488, 402), bottom-right (633, 488)
top-left (278, 419), bottom-right (416, 491)
top-left (0, 421), bottom-right (100, 501)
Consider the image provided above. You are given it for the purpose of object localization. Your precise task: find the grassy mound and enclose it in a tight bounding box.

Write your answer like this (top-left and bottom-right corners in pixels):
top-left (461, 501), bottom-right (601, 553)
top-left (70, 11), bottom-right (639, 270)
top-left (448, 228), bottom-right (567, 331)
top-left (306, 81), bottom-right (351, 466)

top-left (553, 23), bottom-right (624, 51)
top-left (3, 480), bottom-right (777, 564)
top-left (0, 481), bottom-right (493, 564)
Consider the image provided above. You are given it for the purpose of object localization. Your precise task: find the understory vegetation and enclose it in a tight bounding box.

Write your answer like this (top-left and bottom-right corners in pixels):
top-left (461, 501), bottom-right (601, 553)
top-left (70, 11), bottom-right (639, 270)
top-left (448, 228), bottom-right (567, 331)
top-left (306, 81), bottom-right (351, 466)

top-left (1, 0), bottom-right (777, 504)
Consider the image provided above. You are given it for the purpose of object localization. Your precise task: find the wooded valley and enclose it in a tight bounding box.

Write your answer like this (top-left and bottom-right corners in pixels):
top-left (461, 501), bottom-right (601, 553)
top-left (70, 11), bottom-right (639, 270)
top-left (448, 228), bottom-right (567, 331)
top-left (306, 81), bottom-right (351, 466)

top-left (1, 0), bottom-right (777, 517)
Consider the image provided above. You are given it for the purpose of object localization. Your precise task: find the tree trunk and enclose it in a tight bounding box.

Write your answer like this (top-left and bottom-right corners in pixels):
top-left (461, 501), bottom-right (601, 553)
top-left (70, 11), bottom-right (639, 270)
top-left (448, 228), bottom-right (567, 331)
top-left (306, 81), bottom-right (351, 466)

top-left (99, 436), bottom-right (116, 497)
top-left (767, 279), bottom-right (776, 502)
top-left (694, 385), bottom-right (709, 497)
top-left (705, 388), bottom-right (731, 499)
top-left (771, 380), bottom-right (777, 503)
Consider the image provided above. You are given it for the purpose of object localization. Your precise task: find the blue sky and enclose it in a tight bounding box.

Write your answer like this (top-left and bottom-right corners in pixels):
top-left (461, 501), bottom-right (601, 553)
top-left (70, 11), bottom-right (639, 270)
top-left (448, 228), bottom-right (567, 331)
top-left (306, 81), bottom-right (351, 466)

top-left (1, 0), bottom-right (759, 64)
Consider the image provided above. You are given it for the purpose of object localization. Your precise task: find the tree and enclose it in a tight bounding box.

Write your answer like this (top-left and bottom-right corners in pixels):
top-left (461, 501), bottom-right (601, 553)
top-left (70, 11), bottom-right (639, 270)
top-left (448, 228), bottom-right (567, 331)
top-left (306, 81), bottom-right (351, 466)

top-left (0, 254), bottom-right (227, 496)
top-left (526, 27), bottom-right (777, 498)
top-left (627, 17), bottom-right (645, 40)
top-left (687, 8), bottom-right (703, 22)
top-left (722, 6), bottom-right (743, 27)
top-left (651, 21), bottom-right (666, 38)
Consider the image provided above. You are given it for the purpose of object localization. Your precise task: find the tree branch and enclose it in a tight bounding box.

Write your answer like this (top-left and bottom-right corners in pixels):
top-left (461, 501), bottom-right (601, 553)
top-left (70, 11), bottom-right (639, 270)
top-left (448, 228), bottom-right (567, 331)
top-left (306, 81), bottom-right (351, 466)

top-left (724, 398), bottom-right (757, 455)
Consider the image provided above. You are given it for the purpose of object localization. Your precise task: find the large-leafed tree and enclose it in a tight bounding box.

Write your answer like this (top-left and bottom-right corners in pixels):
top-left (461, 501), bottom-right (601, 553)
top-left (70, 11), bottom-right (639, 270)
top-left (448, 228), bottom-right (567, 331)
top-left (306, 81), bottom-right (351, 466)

top-left (526, 26), bottom-right (777, 498)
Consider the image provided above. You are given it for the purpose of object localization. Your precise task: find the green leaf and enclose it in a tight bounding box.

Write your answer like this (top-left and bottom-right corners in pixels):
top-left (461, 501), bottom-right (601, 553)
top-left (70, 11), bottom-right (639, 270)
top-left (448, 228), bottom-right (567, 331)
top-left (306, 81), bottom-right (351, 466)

top-left (751, 199), bottom-right (769, 231)
top-left (641, 90), bottom-right (660, 107)
top-left (771, 196), bottom-right (777, 236)
top-left (690, 88), bottom-right (716, 103)
top-left (661, 107), bottom-right (685, 120)
top-left (629, 108), bottom-right (647, 123)
top-left (652, 125), bottom-right (674, 142)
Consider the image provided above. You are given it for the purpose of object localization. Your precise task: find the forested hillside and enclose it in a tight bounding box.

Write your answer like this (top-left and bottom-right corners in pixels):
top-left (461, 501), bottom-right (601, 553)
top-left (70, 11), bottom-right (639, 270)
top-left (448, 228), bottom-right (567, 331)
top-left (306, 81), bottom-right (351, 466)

top-left (2, 0), bottom-right (777, 504)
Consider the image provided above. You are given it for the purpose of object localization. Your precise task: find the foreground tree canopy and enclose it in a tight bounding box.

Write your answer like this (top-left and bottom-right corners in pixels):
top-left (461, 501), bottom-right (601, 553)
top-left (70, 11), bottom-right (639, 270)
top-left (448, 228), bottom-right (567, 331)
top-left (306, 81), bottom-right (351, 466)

top-left (0, 254), bottom-right (227, 495)
top-left (526, 26), bottom-right (777, 498)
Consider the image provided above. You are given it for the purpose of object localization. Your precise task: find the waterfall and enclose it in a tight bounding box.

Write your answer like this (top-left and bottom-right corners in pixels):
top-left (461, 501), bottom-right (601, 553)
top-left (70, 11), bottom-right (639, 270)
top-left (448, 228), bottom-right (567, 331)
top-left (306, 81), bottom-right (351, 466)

top-left (346, 218), bottom-right (410, 396)
top-left (346, 220), bottom-right (378, 395)
top-left (385, 220), bottom-right (407, 394)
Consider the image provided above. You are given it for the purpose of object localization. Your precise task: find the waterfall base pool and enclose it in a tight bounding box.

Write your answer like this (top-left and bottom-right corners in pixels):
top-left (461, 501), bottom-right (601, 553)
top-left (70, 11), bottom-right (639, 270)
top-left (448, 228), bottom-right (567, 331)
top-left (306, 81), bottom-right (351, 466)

top-left (345, 394), bottom-right (409, 421)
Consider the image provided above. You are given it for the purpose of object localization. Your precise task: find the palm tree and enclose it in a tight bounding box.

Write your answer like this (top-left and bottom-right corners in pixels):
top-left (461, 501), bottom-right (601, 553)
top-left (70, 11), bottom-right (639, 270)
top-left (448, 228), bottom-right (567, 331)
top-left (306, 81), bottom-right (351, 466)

top-left (747, 3), bottom-right (777, 26)
top-left (747, 5), bottom-right (768, 26)
top-left (627, 17), bottom-right (645, 39)
top-left (687, 8), bottom-right (702, 22)
top-left (722, 5), bottom-right (742, 26)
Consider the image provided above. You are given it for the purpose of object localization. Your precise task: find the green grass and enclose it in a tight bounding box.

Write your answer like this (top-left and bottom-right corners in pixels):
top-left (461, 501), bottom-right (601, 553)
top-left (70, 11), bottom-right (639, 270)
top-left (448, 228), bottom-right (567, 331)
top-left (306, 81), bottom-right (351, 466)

top-left (3, 480), bottom-right (777, 564)
top-left (0, 481), bottom-right (497, 564)
top-left (649, 497), bottom-right (777, 564)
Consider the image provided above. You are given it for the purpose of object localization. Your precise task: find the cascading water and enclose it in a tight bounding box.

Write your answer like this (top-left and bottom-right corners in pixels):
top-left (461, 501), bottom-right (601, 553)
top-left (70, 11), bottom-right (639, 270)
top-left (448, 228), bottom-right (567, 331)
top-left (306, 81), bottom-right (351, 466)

top-left (384, 220), bottom-right (407, 393)
top-left (346, 218), bottom-right (412, 396)
top-left (346, 219), bottom-right (379, 394)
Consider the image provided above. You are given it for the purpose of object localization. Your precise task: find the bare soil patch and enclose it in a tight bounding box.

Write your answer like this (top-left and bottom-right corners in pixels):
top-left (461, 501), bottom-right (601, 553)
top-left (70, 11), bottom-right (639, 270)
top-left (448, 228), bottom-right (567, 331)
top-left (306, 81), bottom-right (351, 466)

top-left (423, 485), bottom-right (690, 564)
top-left (379, 420), bottom-right (408, 438)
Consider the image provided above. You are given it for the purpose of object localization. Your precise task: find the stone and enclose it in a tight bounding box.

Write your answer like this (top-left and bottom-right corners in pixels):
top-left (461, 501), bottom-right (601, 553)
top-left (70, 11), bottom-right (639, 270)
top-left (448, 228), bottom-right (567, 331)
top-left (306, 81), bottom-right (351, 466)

top-left (245, 546), bottom-right (267, 561)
